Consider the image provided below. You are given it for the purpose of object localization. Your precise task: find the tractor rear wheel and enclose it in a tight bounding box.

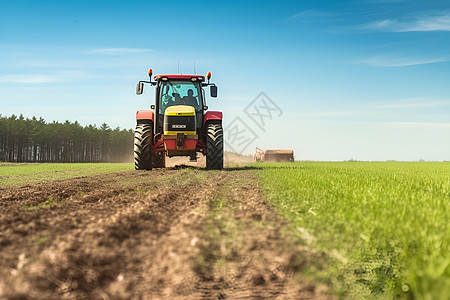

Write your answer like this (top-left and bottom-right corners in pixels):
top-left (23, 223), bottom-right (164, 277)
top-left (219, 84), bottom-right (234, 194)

top-left (206, 123), bottom-right (223, 170)
top-left (134, 123), bottom-right (153, 170)
top-left (153, 151), bottom-right (166, 168)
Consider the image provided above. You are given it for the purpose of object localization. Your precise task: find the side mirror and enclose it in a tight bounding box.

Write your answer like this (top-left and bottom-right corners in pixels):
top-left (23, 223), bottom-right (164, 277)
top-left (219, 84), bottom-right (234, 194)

top-left (210, 85), bottom-right (218, 98)
top-left (136, 82), bottom-right (144, 95)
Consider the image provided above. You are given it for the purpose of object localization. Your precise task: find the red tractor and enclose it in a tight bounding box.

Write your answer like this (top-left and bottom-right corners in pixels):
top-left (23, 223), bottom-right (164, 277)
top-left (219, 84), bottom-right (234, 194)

top-left (134, 69), bottom-right (223, 170)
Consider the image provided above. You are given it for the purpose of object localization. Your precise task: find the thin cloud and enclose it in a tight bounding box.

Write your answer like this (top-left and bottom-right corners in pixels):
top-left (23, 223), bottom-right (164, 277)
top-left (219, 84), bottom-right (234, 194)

top-left (88, 48), bottom-right (152, 55)
top-left (0, 71), bottom-right (87, 84)
top-left (362, 0), bottom-right (407, 3)
top-left (359, 55), bottom-right (447, 67)
top-left (0, 74), bottom-right (65, 83)
top-left (381, 122), bottom-right (450, 128)
top-left (372, 98), bottom-right (450, 109)
top-left (305, 110), bottom-right (366, 117)
top-left (362, 12), bottom-right (450, 32)
top-left (287, 10), bottom-right (340, 22)
top-left (294, 97), bottom-right (450, 120)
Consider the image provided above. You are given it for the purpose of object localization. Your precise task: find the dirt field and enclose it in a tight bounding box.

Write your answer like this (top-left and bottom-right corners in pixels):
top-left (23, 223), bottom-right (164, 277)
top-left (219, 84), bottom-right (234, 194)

top-left (0, 166), bottom-right (332, 299)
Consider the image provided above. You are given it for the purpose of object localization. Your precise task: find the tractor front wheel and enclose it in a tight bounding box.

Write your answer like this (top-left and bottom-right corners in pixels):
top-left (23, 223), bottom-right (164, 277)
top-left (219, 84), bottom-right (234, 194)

top-left (134, 123), bottom-right (153, 170)
top-left (206, 123), bottom-right (223, 170)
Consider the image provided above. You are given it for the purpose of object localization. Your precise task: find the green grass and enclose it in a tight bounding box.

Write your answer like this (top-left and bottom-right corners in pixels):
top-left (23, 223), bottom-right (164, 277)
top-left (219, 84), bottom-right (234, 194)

top-left (255, 162), bottom-right (450, 299)
top-left (23, 197), bottom-right (57, 210)
top-left (0, 163), bottom-right (134, 187)
top-left (194, 173), bottom-right (246, 281)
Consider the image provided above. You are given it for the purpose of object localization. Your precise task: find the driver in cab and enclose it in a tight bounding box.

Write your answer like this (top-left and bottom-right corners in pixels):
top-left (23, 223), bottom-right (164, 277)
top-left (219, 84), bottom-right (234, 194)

top-left (163, 88), bottom-right (199, 110)
top-left (181, 89), bottom-right (199, 108)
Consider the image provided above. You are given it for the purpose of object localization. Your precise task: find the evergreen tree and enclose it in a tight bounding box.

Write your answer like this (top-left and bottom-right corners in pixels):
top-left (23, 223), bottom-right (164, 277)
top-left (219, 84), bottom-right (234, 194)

top-left (0, 115), bottom-right (133, 163)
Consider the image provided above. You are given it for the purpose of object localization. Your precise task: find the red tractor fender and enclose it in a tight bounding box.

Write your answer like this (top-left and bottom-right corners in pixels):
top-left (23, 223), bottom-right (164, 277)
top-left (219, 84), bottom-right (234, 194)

top-left (204, 111), bottom-right (223, 125)
top-left (136, 110), bottom-right (154, 123)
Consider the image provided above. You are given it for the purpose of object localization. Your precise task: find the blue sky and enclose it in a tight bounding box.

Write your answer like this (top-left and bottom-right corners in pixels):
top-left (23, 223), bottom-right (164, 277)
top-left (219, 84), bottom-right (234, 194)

top-left (1, 0), bottom-right (449, 160)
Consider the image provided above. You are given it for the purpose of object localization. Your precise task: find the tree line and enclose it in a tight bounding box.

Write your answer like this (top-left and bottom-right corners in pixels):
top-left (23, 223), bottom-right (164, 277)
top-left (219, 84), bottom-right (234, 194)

top-left (0, 114), bottom-right (134, 163)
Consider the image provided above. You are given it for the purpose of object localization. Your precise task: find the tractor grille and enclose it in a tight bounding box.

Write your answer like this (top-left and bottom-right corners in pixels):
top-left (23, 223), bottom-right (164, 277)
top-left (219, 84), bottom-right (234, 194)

top-left (163, 115), bottom-right (196, 135)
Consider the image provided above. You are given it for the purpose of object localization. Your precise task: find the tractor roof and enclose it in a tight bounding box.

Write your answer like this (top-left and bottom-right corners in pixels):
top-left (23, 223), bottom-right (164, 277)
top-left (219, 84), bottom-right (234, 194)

top-left (154, 74), bottom-right (205, 81)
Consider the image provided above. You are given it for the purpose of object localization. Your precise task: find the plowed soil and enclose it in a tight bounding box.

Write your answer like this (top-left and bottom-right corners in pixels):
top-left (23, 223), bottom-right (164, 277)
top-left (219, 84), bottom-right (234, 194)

top-left (0, 166), bottom-right (333, 299)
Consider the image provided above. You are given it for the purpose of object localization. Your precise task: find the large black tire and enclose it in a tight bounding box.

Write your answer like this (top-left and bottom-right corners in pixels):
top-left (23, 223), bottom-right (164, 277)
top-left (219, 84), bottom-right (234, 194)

top-left (206, 123), bottom-right (223, 170)
top-left (134, 123), bottom-right (153, 170)
top-left (153, 151), bottom-right (166, 168)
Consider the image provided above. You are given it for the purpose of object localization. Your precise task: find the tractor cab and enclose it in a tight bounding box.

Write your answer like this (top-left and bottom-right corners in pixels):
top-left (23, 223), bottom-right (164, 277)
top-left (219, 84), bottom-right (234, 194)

top-left (134, 69), bottom-right (223, 170)
top-left (154, 76), bottom-right (206, 134)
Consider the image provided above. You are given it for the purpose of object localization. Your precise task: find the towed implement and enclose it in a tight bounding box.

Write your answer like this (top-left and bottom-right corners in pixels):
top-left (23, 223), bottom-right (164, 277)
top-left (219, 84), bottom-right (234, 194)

top-left (135, 69), bottom-right (223, 170)
top-left (254, 147), bottom-right (294, 162)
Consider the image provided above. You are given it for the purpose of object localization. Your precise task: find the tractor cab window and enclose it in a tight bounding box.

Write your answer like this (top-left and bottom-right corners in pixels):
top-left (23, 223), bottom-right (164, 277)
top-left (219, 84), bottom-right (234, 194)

top-left (159, 81), bottom-right (202, 114)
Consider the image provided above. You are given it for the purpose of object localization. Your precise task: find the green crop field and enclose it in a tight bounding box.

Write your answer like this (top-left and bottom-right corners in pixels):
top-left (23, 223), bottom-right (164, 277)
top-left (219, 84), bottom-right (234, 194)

top-left (255, 162), bottom-right (450, 299)
top-left (0, 163), bottom-right (134, 187)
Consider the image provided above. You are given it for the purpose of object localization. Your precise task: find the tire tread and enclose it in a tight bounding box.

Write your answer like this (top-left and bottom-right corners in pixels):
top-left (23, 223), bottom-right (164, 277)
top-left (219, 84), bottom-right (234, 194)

top-left (206, 123), bottom-right (223, 170)
top-left (134, 123), bottom-right (153, 170)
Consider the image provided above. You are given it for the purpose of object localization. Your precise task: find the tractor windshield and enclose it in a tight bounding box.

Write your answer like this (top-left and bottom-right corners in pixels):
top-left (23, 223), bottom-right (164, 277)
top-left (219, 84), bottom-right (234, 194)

top-left (159, 81), bottom-right (202, 114)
